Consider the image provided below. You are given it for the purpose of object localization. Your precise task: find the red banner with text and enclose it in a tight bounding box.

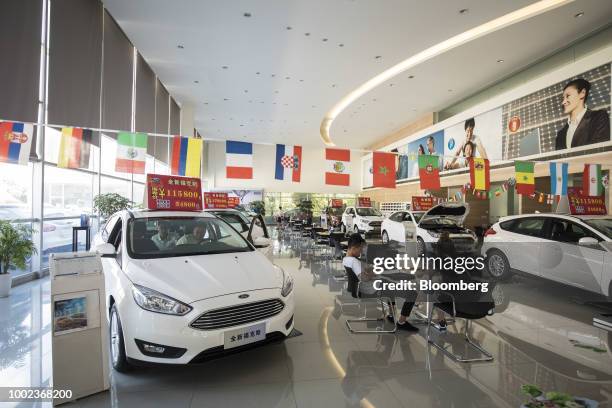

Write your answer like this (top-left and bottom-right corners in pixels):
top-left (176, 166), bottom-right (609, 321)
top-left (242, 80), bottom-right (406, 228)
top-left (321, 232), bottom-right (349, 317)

top-left (412, 196), bottom-right (436, 211)
top-left (330, 199), bottom-right (343, 208)
top-left (146, 174), bottom-right (202, 211)
top-left (227, 196), bottom-right (240, 208)
top-left (357, 197), bottom-right (371, 207)
top-left (203, 192), bottom-right (229, 209)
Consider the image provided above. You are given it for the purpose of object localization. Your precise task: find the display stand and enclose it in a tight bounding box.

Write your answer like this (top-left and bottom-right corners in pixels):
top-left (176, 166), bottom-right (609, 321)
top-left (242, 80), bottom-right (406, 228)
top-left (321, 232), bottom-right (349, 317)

top-left (50, 252), bottom-right (110, 406)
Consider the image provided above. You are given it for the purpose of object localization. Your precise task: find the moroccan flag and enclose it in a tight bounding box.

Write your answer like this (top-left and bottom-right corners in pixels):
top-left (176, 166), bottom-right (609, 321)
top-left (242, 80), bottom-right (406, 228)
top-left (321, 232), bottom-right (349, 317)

top-left (171, 136), bottom-right (203, 177)
top-left (373, 151), bottom-right (396, 188)
top-left (115, 132), bottom-right (148, 174)
top-left (469, 158), bottom-right (490, 191)
top-left (583, 164), bottom-right (603, 196)
top-left (58, 127), bottom-right (92, 169)
top-left (515, 161), bottom-right (534, 195)
top-left (418, 155), bottom-right (440, 190)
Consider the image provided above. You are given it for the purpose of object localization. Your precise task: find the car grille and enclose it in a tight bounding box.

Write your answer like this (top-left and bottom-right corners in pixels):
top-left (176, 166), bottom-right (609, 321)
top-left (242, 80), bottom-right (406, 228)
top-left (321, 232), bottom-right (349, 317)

top-left (190, 299), bottom-right (285, 330)
top-left (369, 221), bottom-right (382, 227)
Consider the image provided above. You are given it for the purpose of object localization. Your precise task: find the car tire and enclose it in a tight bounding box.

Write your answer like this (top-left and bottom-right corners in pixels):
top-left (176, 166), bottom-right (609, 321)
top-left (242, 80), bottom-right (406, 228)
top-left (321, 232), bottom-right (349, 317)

top-left (416, 237), bottom-right (426, 256)
top-left (382, 231), bottom-right (389, 244)
top-left (110, 304), bottom-right (131, 373)
top-left (486, 249), bottom-right (512, 280)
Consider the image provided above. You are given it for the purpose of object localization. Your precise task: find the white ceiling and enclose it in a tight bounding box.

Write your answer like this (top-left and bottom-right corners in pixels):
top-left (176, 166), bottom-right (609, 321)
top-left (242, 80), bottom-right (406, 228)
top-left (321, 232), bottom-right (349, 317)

top-left (102, 0), bottom-right (612, 148)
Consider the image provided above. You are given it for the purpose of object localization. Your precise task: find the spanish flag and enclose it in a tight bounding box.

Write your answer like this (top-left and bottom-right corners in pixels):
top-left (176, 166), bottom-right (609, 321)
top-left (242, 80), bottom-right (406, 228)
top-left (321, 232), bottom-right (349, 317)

top-left (515, 161), bottom-right (535, 195)
top-left (58, 127), bottom-right (92, 169)
top-left (469, 158), bottom-right (490, 191)
top-left (171, 136), bottom-right (203, 177)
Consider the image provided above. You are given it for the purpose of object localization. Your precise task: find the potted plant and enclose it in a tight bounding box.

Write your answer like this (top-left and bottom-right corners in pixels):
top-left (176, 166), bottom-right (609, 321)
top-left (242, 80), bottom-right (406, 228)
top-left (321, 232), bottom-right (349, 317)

top-left (0, 221), bottom-right (36, 297)
top-left (93, 193), bottom-right (132, 222)
top-left (521, 384), bottom-right (598, 408)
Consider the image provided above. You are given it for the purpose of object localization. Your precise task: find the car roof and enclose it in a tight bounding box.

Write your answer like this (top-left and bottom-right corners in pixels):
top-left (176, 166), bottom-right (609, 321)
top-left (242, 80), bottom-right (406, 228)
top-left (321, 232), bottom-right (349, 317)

top-left (122, 210), bottom-right (216, 219)
top-left (497, 213), bottom-right (612, 223)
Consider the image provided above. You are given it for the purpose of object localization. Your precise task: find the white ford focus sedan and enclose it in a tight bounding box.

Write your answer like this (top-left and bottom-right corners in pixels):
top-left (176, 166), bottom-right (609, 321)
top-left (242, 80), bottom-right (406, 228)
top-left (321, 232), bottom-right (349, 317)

top-left (92, 210), bottom-right (295, 371)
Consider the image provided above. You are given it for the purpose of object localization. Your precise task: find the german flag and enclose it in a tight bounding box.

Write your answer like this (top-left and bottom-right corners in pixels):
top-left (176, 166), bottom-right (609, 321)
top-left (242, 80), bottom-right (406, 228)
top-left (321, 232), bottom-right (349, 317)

top-left (515, 161), bottom-right (534, 195)
top-left (58, 127), bottom-right (92, 169)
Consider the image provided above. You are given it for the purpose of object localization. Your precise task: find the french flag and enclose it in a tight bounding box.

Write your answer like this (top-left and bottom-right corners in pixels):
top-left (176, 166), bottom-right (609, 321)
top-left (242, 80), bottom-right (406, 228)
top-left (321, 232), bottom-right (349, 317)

top-left (226, 141), bottom-right (253, 179)
top-left (275, 144), bottom-right (302, 182)
top-left (0, 122), bottom-right (34, 166)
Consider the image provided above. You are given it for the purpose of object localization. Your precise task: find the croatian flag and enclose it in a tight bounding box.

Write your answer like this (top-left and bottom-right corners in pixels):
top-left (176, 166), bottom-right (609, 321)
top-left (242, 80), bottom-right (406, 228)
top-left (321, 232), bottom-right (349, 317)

top-left (275, 144), bottom-right (302, 182)
top-left (0, 122), bottom-right (34, 166)
top-left (226, 141), bottom-right (253, 179)
top-left (549, 162), bottom-right (568, 196)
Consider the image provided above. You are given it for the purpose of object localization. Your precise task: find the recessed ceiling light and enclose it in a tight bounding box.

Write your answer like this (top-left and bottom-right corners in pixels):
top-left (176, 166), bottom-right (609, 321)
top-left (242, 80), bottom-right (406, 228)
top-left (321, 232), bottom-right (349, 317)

top-left (497, 59), bottom-right (504, 63)
top-left (203, 102), bottom-right (208, 105)
top-left (230, 118), bottom-right (233, 120)
top-left (194, 80), bottom-right (199, 83)
top-left (331, 84), bottom-right (336, 87)
top-left (222, 66), bottom-right (228, 69)
top-left (304, 32), bottom-right (310, 36)
top-left (285, 76), bottom-right (290, 79)
top-left (574, 11), bottom-right (584, 18)
top-left (459, 8), bottom-right (469, 14)
top-left (312, 105), bottom-right (316, 108)
top-left (256, 72), bottom-right (260, 75)
top-left (248, 100), bottom-right (252, 103)
top-left (338, 44), bottom-right (344, 47)
top-left (243, 12), bottom-right (252, 17)
top-left (244, 90), bottom-right (248, 93)
top-left (284, 103), bottom-right (288, 106)
top-left (240, 124), bottom-right (244, 127)
top-left (375, 55), bottom-right (382, 59)
top-left (286, 26), bottom-right (292, 30)
top-left (271, 74), bottom-right (276, 77)
top-left (177, 44), bottom-right (184, 49)
top-left (299, 79), bottom-right (304, 82)
top-left (273, 102), bottom-right (277, 105)
top-left (448, 89), bottom-right (453, 92)
top-left (408, 75), bottom-right (415, 79)
top-left (389, 83), bottom-right (394, 87)
top-left (322, 38), bottom-right (328, 42)
top-left (224, 98), bottom-right (230, 101)
top-left (274, 90), bottom-right (279, 94)
top-left (372, 98), bottom-right (377, 102)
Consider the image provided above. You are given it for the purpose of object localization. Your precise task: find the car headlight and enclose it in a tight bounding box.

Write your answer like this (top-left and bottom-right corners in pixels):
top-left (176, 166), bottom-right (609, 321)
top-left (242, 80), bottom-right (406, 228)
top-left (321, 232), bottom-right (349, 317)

top-left (359, 219), bottom-right (370, 226)
top-left (132, 284), bottom-right (192, 316)
top-left (427, 230), bottom-right (441, 238)
top-left (279, 267), bottom-right (294, 297)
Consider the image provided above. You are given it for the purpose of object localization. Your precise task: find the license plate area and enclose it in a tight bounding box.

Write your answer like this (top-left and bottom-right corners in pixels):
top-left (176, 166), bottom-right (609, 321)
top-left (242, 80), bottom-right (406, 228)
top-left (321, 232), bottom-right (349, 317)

top-left (223, 322), bottom-right (266, 349)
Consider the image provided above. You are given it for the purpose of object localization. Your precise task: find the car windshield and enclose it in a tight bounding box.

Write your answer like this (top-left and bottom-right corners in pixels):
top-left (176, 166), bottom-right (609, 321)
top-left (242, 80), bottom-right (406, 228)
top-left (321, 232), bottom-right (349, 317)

top-left (583, 218), bottom-right (612, 239)
top-left (211, 212), bottom-right (249, 233)
top-left (411, 212), bottom-right (425, 223)
top-left (127, 216), bottom-right (253, 259)
top-left (356, 208), bottom-right (381, 216)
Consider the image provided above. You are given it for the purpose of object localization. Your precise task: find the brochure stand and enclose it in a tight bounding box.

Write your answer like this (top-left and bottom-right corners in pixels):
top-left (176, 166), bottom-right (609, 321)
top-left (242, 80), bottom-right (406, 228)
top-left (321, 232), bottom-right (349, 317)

top-left (50, 252), bottom-right (110, 406)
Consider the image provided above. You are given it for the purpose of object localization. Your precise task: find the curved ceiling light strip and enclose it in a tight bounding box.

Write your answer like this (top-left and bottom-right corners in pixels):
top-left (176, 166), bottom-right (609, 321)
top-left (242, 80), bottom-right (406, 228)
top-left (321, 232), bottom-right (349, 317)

top-left (320, 0), bottom-right (573, 146)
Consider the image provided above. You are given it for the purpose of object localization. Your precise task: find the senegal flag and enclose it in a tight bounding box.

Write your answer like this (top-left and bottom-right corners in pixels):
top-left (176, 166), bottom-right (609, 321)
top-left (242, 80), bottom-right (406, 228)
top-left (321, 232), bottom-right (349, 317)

top-left (418, 155), bottom-right (440, 190)
top-left (515, 161), bottom-right (534, 195)
top-left (469, 158), bottom-right (490, 191)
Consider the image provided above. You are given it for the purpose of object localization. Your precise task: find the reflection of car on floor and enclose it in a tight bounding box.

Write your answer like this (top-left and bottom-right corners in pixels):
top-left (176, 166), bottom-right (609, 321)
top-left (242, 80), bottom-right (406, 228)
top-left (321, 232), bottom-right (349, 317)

top-left (341, 206), bottom-right (383, 236)
top-left (482, 213), bottom-right (612, 299)
top-left (415, 202), bottom-right (477, 256)
top-left (92, 210), bottom-right (294, 371)
top-left (381, 210), bottom-right (425, 244)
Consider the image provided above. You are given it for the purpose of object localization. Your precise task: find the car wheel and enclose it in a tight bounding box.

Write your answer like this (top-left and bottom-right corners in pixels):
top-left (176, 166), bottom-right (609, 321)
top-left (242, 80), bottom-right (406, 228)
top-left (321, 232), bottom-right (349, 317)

top-left (110, 304), bottom-right (131, 373)
top-left (382, 231), bottom-right (389, 244)
top-left (486, 249), bottom-right (511, 280)
top-left (416, 237), bottom-right (426, 256)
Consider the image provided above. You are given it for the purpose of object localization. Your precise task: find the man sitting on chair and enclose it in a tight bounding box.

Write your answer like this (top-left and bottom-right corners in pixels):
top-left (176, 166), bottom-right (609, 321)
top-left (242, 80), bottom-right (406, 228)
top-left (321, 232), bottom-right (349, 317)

top-left (342, 234), bottom-right (418, 332)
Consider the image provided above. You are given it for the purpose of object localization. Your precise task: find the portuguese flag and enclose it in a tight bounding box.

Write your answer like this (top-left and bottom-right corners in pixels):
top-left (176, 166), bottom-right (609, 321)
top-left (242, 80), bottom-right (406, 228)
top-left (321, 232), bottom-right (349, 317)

top-left (418, 155), bottom-right (440, 190)
top-left (515, 161), bottom-right (534, 195)
top-left (469, 158), bottom-right (490, 191)
top-left (373, 151), bottom-right (396, 188)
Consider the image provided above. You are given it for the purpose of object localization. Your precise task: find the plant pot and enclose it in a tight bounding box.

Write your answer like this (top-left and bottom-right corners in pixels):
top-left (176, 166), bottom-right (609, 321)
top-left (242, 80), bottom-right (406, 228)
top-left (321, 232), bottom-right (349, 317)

top-left (0, 274), bottom-right (12, 298)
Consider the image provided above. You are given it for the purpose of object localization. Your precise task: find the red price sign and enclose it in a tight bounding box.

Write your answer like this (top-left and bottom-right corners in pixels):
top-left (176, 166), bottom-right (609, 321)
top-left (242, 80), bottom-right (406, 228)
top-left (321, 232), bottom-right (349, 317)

top-left (330, 199), bottom-right (343, 208)
top-left (412, 196), bottom-right (436, 211)
top-left (227, 197), bottom-right (240, 208)
top-left (568, 193), bottom-right (607, 215)
top-left (203, 192), bottom-right (228, 209)
top-left (357, 197), bottom-right (371, 207)
top-left (146, 174), bottom-right (202, 211)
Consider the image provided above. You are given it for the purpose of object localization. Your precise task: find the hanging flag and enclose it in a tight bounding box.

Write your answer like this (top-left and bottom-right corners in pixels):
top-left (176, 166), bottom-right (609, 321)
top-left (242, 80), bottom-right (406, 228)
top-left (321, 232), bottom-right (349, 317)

top-left (515, 161), bottom-right (535, 195)
top-left (454, 191), bottom-right (462, 201)
top-left (373, 151), bottom-right (396, 188)
top-left (546, 194), bottom-right (554, 205)
top-left (549, 162), bottom-right (568, 196)
top-left (418, 155), bottom-right (440, 190)
top-left (225, 141), bottom-right (253, 179)
top-left (275, 144), bottom-right (302, 182)
top-left (495, 190), bottom-right (502, 197)
top-left (58, 127), bottom-right (92, 169)
top-left (171, 136), bottom-right (203, 177)
top-left (325, 148), bottom-right (351, 186)
top-left (501, 182), bottom-right (508, 192)
top-left (0, 121), bottom-right (34, 166)
top-left (469, 158), bottom-right (490, 191)
top-left (538, 193), bottom-right (545, 203)
top-left (115, 132), bottom-right (148, 174)
top-left (583, 164), bottom-right (603, 196)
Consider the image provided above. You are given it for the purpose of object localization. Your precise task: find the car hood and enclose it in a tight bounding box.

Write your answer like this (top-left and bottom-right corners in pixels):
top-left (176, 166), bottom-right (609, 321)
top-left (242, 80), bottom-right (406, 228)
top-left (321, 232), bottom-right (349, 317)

top-left (419, 203), bottom-right (469, 226)
top-left (359, 216), bottom-right (384, 222)
top-left (124, 251), bottom-right (283, 304)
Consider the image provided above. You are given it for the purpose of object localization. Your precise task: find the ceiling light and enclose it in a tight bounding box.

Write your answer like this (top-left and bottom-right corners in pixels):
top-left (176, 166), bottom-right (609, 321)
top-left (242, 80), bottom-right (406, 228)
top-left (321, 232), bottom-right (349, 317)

top-left (339, 44), bottom-right (344, 47)
top-left (389, 83), bottom-right (394, 87)
top-left (286, 26), bottom-right (292, 30)
top-left (448, 89), bottom-right (453, 92)
top-left (256, 72), bottom-right (260, 75)
top-left (408, 75), bottom-right (415, 79)
top-left (271, 74), bottom-right (276, 77)
top-left (285, 76), bottom-right (290, 79)
top-left (177, 44), bottom-right (184, 49)
top-left (497, 59), bottom-right (505, 63)
top-left (244, 90), bottom-right (248, 93)
top-left (224, 98), bottom-right (229, 101)
top-left (322, 38), bottom-right (328, 42)
top-left (574, 11), bottom-right (584, 17)
top-left (331, 84), bottom-right (336, 87)
top-left (299, 79), bottom-right (304, 82)
top-left (319, 0), bottom-right (572, 146)
top-left (203, 102), bottom-right (208, 105)
top-left (194, 80), bottom-right (199, 83)
top-left (375, 55), bottom-right (382, 59)
top-left (243, 12), bottom-right (252, 17)
top-left (222, 66), bottom-right (228, 69)
top-left (459, 8), bottom-right (469, 14)
top-left (305, 32), bottom-right (310, 36)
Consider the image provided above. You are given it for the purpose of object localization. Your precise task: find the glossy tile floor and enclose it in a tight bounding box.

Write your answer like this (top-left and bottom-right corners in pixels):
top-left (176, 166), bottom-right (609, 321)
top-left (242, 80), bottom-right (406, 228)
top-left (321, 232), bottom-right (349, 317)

top-left (2, 236), bottom-right (612, 407)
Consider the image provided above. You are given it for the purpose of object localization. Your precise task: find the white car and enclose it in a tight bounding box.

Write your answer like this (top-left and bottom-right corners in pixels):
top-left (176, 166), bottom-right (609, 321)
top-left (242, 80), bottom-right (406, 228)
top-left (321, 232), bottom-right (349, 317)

top-left (92, 210), bottom-right (295, 371)
top-left (381, 210), bottom-right (425, 244)
top-left (482, 213), bottom-right (612, 298)
top-left (341, 206), bottom-right (384, 236)
top-left (416, 202), bottom-right (477, 256)
top-left (204, 209), bottom-right (273, 260)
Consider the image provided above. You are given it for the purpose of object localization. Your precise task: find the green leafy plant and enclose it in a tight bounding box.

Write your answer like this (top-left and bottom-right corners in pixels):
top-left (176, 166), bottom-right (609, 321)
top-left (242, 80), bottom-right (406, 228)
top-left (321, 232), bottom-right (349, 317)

top-left (249, 200), bottom-right (266, 216)
top-left (0, 221), bottom-right (37, 275)
top-left (521, 384), bottom-right (590, 408)
top-left (93, 193), bottom-right (132, 219)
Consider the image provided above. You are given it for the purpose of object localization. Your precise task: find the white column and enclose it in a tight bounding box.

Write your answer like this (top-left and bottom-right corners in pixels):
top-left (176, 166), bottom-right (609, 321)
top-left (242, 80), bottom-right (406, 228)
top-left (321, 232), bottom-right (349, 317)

top-left (180, 102), bottom-right (195, 137)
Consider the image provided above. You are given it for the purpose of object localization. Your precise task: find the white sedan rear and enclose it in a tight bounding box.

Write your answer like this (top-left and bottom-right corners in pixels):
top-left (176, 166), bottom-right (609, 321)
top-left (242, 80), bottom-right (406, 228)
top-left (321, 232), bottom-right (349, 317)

top-left (381, 210), bottom-right (424, 244)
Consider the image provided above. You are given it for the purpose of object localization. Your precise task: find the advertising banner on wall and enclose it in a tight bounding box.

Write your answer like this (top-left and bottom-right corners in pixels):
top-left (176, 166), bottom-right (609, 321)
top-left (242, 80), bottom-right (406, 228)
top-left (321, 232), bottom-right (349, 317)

top-left (227, 196), bottom-right (240, 208)
top-left (411, 196), bottom-right (436, 211)
top-left (375, 62), bottom-right (611, 185)
top-left (357, 197), bottom-right (371, 207)
top-left (146, 174), bottom-right (202, 211)
top-left (330, 199), bottom-right (343, 208)
top-left (203, 192), bottom-right (228, 209)
top-left (212, 189), bottom-right (263, 205)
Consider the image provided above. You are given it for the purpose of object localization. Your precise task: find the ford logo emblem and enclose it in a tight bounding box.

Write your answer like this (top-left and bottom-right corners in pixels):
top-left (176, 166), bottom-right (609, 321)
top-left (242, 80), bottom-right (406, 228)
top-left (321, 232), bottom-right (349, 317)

top-left (238, 294), bottom-right (249, 299)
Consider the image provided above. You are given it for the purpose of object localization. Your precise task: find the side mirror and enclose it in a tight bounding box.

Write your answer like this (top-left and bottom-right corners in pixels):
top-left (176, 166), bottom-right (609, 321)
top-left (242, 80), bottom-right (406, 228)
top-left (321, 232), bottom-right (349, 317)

top-left (95, 243), bottom-right (116, 257)
top-left (578, 237), bottom-right (599, 247)
top-left (253, 236), bottom-right (271, 248)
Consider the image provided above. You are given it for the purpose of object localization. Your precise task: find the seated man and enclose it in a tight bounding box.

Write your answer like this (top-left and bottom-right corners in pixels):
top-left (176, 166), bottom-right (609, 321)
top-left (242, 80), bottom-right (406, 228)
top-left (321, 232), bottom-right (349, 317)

top-left (176, 222), bottom-right (207, 245)
top-left (151, 221), bottom-right (178, 250)
top-left (342, 234), bottom-right (418, 332)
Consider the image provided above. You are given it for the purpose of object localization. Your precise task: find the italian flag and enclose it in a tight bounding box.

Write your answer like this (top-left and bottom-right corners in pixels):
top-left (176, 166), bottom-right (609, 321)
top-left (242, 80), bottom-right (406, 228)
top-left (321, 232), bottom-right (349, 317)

top-left (583, 164), bottom-right (603, 196)
top-left (418, 155), bottom-right (440, 190)
top-left (116, 132), bottom-right (148, 174)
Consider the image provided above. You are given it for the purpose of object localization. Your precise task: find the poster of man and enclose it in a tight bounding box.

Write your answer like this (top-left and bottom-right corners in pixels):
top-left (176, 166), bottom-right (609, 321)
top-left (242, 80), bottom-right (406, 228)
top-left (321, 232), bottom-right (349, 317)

top-left (407, 130), bottom-right (445, 178)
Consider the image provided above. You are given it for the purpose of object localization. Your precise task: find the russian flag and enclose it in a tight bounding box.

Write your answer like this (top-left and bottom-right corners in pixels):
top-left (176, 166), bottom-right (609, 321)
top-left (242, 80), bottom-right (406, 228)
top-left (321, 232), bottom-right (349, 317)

top-left (275, 144), bottom-right (302, 182)
top-left (549, 162), bottom-right (568, 196)
top-left (0, 122), bottom-right (34, 166)
top-left (226, 141), bottom-right (253, 179)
